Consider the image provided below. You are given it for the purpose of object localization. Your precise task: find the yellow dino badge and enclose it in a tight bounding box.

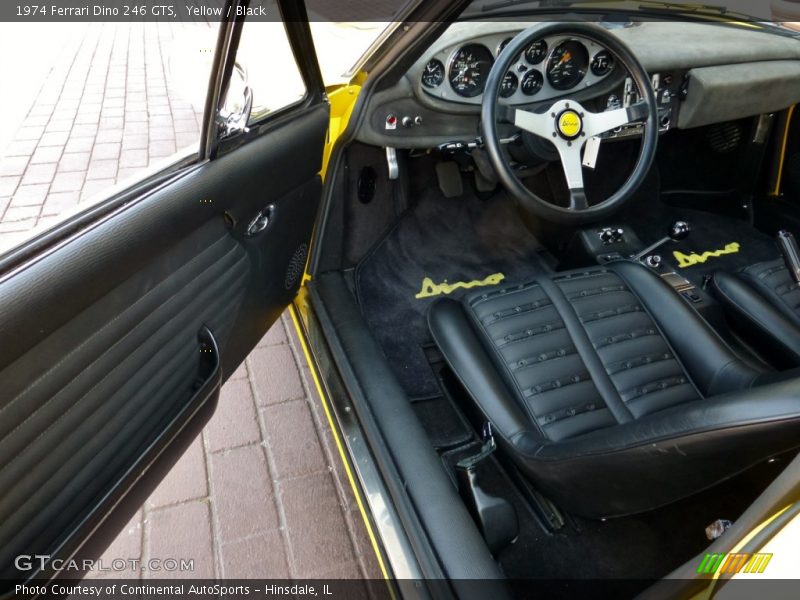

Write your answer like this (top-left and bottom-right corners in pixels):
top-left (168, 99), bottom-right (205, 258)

top-left (415, 273), bottom-right (505, 299)
top-left (673, 242), bottom-right (740, 268)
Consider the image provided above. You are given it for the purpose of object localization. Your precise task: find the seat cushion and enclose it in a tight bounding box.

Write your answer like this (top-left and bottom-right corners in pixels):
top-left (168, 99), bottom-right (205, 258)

top-left (462, 269), bottom-right (700, 441)
top-left (430, 261), bottom-right (800, 517)
top-left (712, 260), bottom-right (800, 368)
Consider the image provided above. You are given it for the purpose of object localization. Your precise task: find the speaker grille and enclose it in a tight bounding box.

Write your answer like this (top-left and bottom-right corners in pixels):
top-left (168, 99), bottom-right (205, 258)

top-left (707, 122), bottom-right (743, 153)
top-left (284, 243), bottom-right (308, 290)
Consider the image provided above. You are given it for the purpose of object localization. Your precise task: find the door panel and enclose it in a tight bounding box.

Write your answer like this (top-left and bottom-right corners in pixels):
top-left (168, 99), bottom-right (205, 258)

top-left (0, 102), bottom-right (328, 583)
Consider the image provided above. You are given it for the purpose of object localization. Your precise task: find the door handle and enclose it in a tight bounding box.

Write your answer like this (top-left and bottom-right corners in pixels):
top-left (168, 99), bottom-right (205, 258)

top-left (246, 204), bottom-right (276, 237)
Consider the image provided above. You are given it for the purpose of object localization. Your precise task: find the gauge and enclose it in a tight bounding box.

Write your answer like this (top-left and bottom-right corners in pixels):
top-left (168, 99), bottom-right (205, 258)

top-left (591, 50), bottom-right (614, 77)
top-left (500, 72), bottom-right (518, 98)
top-left (546, 40), bottom-right (589, 91)
top-left (520, 70), bottom-right (544, 96)
top-left (421, 59), bottom-right (445, 88)
top-left (524, 40), bottom-right (548, 65)
top-left (448, 44), bottom-right (494, 98)
top-left (498, 37), bottom-right (513, 55)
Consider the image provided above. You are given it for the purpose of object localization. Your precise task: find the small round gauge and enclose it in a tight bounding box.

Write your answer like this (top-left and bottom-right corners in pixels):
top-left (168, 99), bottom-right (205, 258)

top-left (498, 37), bottom-right (513, 55)
top-left (524, 40), bottom-right (548, 65)
top-left (448, 44), bottom-right (494, 98)
top-left (520, 70), bottom-right (544, 96)
top-left (500, 72), bottom-right (518, 98)
top-left (591, 50), bottom-right (614, 77)
top-left (546, 40), bottom-right (589, 91)
top-left (421, 59), bottom-right (445, 88)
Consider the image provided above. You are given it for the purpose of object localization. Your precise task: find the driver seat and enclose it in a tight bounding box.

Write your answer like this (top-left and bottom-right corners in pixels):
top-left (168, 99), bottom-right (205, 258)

top-left (429, 260), bottom-right (800, 518)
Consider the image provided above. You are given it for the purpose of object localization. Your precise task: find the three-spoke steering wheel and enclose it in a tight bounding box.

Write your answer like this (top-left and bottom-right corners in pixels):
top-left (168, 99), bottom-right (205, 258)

top-left (481, 22), bottom-right (659, 225)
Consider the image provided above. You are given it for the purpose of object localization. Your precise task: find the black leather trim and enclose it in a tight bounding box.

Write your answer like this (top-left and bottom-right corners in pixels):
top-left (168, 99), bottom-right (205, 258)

top-left (428, 298), bottom-right (536, 441)
top-left (429, 261), bottom-right (800, 517)
top-left (538, 275), bottom-right (634, 424)
top-left (610, 260), bottom-right (762, 396)
top-left (712, 266), bottom-right (800, 369)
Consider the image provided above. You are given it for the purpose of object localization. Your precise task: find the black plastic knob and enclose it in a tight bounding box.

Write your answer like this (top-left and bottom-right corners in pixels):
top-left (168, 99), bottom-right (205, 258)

top-left (669, 221), bottom-right (691, 241)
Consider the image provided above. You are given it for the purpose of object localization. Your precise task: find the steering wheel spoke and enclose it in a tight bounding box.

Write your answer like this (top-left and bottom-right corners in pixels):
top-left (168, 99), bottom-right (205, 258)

top-left (513, 108), bottom-right (552, 138)
top-left (584, 100), bottom-right (649, 139)
top-left (554, 142), bottom-right (588, 209)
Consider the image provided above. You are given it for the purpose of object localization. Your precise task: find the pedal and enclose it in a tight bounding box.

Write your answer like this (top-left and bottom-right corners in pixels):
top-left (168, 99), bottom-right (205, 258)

top-left (456, 424), bottom-right (518, 553)
top-left (436, 161), bottom-right (463, 198)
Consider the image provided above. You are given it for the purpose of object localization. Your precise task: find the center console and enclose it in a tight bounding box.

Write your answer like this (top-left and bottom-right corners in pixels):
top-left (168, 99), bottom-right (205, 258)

top-left (562, 220), bottom-right (712, 310)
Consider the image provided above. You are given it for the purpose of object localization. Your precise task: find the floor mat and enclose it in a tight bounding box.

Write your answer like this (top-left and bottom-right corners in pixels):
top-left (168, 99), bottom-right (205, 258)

top-left (627, 203), bottom-right (779, 288)
top-left (355, 188), bottom-right (549, 398)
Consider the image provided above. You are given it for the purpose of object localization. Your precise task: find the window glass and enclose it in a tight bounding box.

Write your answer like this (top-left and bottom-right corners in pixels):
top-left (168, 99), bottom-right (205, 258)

top-left (223, 13), bottom-right (306, 126)
top-left (0, 20), bottom-right (219, 251)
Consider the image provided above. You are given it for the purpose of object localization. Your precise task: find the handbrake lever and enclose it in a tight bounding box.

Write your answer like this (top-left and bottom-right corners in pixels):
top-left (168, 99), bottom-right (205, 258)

top-left (777, 230), bottom-right (800, 284)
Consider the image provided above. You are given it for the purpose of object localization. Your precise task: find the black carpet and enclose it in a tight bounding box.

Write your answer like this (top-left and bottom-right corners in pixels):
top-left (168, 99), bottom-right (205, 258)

top-left (355, 188), bottom-right (549, 398)
top-left (626, 203), bottom-right (779, 288)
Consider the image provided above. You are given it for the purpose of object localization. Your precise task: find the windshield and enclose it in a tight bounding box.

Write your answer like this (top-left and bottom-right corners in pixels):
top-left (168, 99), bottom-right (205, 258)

top-left (471, 0), bottom-right (774, 20)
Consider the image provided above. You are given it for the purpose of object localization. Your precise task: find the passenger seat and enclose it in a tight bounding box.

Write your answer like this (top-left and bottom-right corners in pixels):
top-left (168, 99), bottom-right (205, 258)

top-left (712, 258), bottom-right (800, 369)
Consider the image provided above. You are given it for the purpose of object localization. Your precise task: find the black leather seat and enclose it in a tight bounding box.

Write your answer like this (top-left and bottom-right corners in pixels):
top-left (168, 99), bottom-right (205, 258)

top-left (712, 259), bottom-right (800, 369)
top-left (429, 260), bottom-right (800, 518)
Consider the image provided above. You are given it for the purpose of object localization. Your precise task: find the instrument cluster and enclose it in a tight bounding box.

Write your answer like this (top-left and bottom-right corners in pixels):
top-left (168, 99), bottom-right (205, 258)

top-left (418, 33), bottom-right (617, 106)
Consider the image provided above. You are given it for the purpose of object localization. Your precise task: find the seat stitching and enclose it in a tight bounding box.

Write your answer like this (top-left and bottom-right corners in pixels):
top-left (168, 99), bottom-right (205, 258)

top-left (479, 299), bottom-right (554, 325)
top-left (620, 376), bottom-right (690, 403)
top-left (538, 276), bottom-right (631, 423)
top-left (510, 348), bottom-right (578, 372)
top-left (464, 293), bottom-right (549, 436)
top-left (611, 264), bottom-right (705, 400)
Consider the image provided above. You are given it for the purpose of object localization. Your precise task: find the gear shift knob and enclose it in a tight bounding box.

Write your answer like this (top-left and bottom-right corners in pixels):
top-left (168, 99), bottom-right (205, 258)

top-left (669, 221), bottom-right (691, 241)
top-left (632, 220), bottom-right (691, 263)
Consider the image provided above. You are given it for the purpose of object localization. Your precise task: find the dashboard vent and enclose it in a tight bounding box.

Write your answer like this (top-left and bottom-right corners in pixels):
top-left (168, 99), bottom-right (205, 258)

top-left (707, 122), bottom-right (743, 154)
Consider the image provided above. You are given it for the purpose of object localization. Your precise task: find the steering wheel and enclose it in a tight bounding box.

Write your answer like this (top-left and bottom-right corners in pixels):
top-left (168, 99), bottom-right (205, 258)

top-left (481, 22), bottom-right (658, 225)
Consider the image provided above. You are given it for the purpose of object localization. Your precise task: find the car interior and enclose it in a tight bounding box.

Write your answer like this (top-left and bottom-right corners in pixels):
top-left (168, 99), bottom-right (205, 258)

top-left (304, 6), bottom-right (800, 596)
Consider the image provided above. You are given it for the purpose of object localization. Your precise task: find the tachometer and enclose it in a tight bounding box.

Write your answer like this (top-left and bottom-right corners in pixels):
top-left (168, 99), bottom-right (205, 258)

top-left (524, 40), bottom-right (548, 65)
top-left (422, 59), bottom-right (445, 88)
top-left (546, 41), bottom-right (589, 91)
top-left (448, 44), bottom-right (494, 98)
top-left (500, 72), bottom-right (518, 98)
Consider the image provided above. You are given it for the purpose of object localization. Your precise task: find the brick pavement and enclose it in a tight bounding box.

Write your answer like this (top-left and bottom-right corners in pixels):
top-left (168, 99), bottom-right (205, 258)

top-left (0, 21), bottom-right (209, 250)
top-left (86, 312), bottom-right (383, 582)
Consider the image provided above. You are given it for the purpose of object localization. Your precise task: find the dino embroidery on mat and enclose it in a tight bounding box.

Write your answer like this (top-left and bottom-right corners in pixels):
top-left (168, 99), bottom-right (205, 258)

top-left (673, 242), bottom-right (740, 268)
top-left (415, 273), bottom-right (505, 299)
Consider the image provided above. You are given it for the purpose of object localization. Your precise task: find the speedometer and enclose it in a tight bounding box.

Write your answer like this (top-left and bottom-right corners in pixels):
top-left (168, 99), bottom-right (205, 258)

top-left (448, 44), bottom-right (494, 98)
top-left (546, 41), bottom-right (589, 91)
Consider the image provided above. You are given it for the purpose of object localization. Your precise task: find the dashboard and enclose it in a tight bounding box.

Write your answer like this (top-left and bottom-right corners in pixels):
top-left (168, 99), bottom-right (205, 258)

top-left (354, 21), bottom-right (800, 149)
top-left (420, 33), bottom-right (616, 106)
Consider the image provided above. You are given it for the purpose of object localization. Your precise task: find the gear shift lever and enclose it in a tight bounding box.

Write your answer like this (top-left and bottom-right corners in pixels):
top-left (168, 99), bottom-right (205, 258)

top-left (632, 221), bottom-right (691, 262)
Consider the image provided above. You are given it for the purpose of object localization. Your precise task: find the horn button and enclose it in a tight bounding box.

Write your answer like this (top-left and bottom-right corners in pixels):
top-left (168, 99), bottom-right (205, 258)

top-left (556, 109), bottom-right (583, 140)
